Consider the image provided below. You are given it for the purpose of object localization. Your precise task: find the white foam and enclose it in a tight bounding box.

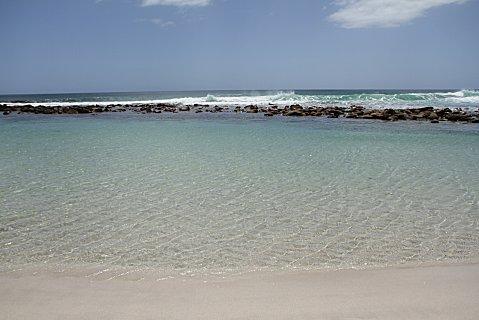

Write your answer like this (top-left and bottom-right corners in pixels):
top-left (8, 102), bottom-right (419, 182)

top-left (3, 90), bottom-right (478, 109)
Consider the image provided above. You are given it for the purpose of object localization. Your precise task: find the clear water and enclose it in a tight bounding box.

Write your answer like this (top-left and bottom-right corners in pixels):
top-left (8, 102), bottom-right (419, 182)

top-left (1, 89), bottom-right (479, 109)
top-left (1, 113), bottom-right (478, 276)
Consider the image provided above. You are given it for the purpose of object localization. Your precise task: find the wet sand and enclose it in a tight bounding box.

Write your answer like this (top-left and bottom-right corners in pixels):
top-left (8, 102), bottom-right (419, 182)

top-left (1, 262), bottom-right (478, 320)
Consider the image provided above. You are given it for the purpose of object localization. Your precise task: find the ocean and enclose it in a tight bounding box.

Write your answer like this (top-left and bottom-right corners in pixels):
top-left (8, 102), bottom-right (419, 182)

top-left (1, 111), bottom-right (478, 278)
top-left (1, 89), bottom-right (479, 110)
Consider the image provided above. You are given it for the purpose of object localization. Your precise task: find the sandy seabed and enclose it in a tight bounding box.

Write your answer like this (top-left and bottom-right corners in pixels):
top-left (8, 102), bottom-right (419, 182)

top-left (1, 262), bottom-right (478, 320)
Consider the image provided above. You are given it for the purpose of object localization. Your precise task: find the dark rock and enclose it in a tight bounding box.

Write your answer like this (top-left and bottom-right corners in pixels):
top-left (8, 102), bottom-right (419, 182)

top-left (367, 111), bottom-right (389, 120)
top-left (244, 105), bottom-right (258, 113)
top-left (290, 104), bottom-right (303, 110)
top-left (62, 107), bottom-right (78, 114)
top-left (436, 108), bottom-right (452, 117)
top-left (76, 107), bottom-right (92, 114)
top-left (388, 115), bottom-right (399, 121)
top-left (418, 107), bottom-right (434, 112)
top-left (384, 108), bottom-right (396, 116)
top-left (427, 112), bottom-right (439, 120)
top-left (446, 113), bottom-right (469, 122)
top-left (326, 109), bottom-right (343, 118)
top-left (416, 111), bottom-right (431, 120)
top-left (2, 102), bottom-right (475, 125)
top-left (349, 105), bottom-right (364, 111)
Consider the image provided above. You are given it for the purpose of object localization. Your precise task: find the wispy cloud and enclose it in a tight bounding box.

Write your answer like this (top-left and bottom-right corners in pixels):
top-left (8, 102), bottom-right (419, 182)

top-left (140, 0), bottom-right (211, 7)
top-left (136, 18), bottom-right (176, 28)
top-left (330, 0), bottom-right (468, 28)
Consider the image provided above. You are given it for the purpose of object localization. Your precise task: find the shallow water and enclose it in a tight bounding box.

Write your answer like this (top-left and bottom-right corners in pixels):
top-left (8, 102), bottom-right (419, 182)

top-left (1, 114), bottom-right (478, 276)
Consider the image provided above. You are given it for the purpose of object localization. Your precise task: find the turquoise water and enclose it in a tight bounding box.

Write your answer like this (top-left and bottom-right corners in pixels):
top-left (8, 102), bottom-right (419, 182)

top-left (1, 113), bottom-right (478, 276)
top-left (2, 89), bottom-right (479, 109)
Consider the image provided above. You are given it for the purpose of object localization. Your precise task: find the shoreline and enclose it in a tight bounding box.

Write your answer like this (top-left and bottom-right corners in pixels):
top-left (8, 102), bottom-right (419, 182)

top-left (3, 258), bottom-right (478, 281)
top-left (2, 102), bottom-right (479, 123)
top-left (1, 262), bottom-right (478, 319)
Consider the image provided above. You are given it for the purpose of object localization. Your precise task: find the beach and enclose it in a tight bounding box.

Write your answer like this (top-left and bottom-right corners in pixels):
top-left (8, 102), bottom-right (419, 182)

top-left (1, 262), bottom-right (478, 320)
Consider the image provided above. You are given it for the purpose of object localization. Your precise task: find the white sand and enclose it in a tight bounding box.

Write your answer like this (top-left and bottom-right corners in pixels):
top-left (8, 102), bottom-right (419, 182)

top-left (1, 263), bottom-right (478, 320)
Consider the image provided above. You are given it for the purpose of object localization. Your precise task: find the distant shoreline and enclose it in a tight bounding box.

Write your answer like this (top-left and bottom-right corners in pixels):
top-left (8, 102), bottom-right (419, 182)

top-left (2, 103), bottom-right (479, 123)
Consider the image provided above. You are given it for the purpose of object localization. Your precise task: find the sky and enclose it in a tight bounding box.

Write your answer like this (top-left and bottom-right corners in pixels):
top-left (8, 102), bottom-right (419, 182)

top-left (0, 0), bottom-right (478, 94)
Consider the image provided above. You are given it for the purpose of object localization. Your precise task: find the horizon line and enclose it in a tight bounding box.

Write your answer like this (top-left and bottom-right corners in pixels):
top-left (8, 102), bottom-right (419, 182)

top-left (1, 88), bottom-right (477, 96)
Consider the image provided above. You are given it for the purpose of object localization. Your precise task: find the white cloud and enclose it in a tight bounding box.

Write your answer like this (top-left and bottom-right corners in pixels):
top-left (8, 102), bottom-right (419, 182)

top-left (136, 18), bottom-right (176, 27)
top-left (140, 0), bottom-right (211, 6)
top-left (330, 0), bottom-right (468, 28)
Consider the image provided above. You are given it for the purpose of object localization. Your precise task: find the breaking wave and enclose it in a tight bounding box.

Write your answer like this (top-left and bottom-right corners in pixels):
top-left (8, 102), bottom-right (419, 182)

top-left (2, 89), bottom-right (478, 110)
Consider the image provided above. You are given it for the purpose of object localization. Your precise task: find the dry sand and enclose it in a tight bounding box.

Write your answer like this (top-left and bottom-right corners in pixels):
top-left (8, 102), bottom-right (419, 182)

top-left (1, 263), bottom-right (478, 320)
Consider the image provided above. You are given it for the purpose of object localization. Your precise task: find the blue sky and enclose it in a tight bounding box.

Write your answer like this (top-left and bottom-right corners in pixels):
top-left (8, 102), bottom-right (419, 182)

top-left (0, 0), bottom-right (478, 94)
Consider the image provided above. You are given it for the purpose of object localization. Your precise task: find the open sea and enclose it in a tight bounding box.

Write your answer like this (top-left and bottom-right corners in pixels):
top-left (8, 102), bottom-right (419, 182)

top-left (1, 90), bottom-right (478, 278)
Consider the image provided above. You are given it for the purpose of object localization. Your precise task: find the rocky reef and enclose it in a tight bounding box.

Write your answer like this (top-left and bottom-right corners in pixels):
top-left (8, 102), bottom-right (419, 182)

top-left (1, 103), bottom-right (478, 123)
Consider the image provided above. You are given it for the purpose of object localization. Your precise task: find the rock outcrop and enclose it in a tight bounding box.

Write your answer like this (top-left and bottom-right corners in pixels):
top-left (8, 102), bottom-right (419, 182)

top-left (1, 102), bottom-right (478, 123)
